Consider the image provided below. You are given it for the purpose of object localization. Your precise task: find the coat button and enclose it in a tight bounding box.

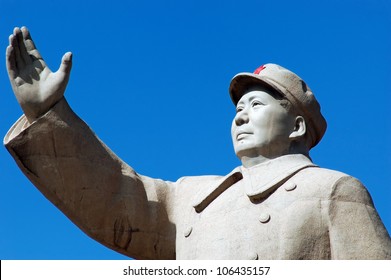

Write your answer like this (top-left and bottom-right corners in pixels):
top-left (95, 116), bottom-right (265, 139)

top-left (284, 182), bottom-right (297, 191)
top-left (259, 213), bottom-right (271, 223)
top-left (248, 252), bottom-right (259, 260)
top-left (184, 226), bottom-right (193, 238)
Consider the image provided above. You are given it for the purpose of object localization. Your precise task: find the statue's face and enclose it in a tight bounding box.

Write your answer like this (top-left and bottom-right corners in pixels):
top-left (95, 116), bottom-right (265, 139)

top-left (231, 88), bottom-right (296, 161)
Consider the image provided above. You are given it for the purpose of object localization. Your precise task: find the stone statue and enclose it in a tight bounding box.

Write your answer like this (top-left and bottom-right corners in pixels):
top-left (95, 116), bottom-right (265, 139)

top-left (4, 26), bottom-right (391, 259)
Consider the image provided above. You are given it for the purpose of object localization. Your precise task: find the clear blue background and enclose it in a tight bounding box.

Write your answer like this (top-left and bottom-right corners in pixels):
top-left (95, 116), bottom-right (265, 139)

top-left (0, 0), bottom-right (390, 259)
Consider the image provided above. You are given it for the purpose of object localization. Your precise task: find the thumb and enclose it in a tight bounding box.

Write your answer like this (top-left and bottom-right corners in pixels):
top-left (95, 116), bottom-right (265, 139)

top-left (58, 52), bottom-right (73, 74)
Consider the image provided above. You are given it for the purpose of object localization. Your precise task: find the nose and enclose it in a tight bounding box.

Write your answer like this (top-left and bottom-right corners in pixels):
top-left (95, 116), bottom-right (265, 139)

top-left (234, 108), bottom-right (249, 126)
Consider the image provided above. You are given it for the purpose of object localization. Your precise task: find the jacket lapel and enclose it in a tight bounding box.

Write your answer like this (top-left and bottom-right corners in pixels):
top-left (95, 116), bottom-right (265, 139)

top-left (192, 167), bottom-right (242, 213)
top-left (192, 155), bottom-right (317, 212)
top-left (243, 155), bottom-right (317, 201)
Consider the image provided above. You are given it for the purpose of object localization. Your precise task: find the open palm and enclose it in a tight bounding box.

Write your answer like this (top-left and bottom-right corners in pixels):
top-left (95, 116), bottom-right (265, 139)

top-left (6, 27), bottom-right (72, 123)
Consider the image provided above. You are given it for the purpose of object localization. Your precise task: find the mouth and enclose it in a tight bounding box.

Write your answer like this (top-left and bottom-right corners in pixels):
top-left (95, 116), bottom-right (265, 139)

top-left (236, 132), bottom-right (252, 140)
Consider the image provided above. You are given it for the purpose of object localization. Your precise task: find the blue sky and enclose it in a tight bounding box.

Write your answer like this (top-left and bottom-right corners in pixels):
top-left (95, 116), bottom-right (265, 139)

top-left (0, 0), bottom-right (390, 259)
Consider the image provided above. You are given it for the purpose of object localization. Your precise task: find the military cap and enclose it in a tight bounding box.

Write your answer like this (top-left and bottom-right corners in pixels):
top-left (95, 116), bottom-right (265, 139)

top-left (229, 63), bottom-right (327, 148)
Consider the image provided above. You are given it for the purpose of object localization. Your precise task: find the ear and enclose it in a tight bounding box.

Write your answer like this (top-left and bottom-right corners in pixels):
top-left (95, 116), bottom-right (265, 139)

top-left (289, 116), bottom-right (306, 140)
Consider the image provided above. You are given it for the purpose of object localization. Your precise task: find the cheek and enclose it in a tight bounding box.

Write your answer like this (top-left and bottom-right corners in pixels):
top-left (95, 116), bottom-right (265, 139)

top-left (254, 109), bottom-right (292, 138)
top-left (269, 112), bottom-right (294, 137)
top-left (252, 110), bottom-right (275, 130)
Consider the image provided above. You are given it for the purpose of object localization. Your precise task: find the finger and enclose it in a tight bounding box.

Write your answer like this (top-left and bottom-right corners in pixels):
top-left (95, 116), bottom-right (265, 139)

top-left (58, 52), bottom-right (73, 75)
top-left (21, 26), bottom-right (43, 60)
top-left (10, 30), bottom-right (25, 70)
top-left (6, 45), bottom-right (18, 80)
top-left (15, 27), bottom-right (32, 65)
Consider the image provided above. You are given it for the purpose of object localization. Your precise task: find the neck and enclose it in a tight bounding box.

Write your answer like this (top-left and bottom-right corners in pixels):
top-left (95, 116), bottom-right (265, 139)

top-left (239, 150), bottom-right (310, 168)
top-left (240, 155), bottom-right (271, 168)
top-left (237, 142), bottom-right (310, 168)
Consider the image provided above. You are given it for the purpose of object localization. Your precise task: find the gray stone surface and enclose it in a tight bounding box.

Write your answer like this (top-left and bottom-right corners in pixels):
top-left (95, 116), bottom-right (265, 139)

top-left (4, 27), bottom-right (391, 259)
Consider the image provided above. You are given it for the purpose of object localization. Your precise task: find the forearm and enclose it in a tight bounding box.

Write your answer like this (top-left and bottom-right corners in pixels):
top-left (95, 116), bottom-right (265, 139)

top-left (4, 98), bottom-right (176, 259)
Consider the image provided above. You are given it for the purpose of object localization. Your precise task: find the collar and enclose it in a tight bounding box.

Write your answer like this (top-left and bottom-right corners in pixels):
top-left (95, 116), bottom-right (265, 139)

top-left (192, 154), bottom-right (317, 213)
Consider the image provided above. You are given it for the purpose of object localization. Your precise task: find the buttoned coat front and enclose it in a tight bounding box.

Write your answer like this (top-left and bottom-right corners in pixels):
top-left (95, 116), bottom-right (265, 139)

top-left (4, 99), bottom-right (391, 259)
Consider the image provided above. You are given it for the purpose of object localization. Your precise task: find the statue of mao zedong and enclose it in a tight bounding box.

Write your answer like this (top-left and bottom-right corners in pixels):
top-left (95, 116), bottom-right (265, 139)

top-left (4, 27), bottom-right (391, 259)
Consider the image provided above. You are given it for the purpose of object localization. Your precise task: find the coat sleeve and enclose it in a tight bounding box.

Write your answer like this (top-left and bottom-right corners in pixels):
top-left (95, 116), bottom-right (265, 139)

top-left (3, 98), bottom-right (177, 260)
top-left (327, 176), bottom-right (391, 259)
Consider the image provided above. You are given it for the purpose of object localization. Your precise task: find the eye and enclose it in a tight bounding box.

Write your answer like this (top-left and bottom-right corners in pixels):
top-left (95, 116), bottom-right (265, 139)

top-left (251, 100), bottom-right (264, 107)
top-left (236, 106), bottom-right (244, 113)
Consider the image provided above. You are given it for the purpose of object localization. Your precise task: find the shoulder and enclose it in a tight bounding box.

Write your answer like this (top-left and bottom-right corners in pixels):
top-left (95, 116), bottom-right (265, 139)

top-left (292, 166), bottom-right (373, 205)
top-left (294, 166), bottom-right (348, 182)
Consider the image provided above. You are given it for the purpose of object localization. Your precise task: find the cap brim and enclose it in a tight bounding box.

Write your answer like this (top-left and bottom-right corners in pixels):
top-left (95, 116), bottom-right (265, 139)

top-left (229, 73), bottom-right (285, 105)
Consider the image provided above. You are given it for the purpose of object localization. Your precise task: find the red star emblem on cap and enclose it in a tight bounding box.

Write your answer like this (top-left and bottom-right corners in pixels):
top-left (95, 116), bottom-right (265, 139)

top-left (254, 65), bottom-right (266, 74)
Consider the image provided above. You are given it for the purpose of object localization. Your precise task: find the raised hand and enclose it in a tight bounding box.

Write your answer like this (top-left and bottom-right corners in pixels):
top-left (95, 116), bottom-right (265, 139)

top-left (6, 27), bottom-right (73, 123)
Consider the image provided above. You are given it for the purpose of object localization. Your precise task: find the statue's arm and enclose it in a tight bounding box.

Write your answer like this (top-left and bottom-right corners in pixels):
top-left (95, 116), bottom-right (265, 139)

top-left (4, 27), bottom-right (176, 259)
top-left (4, 98), bottom-right (177, 259)
top-left (327, 176), bottom-right (391, 259)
